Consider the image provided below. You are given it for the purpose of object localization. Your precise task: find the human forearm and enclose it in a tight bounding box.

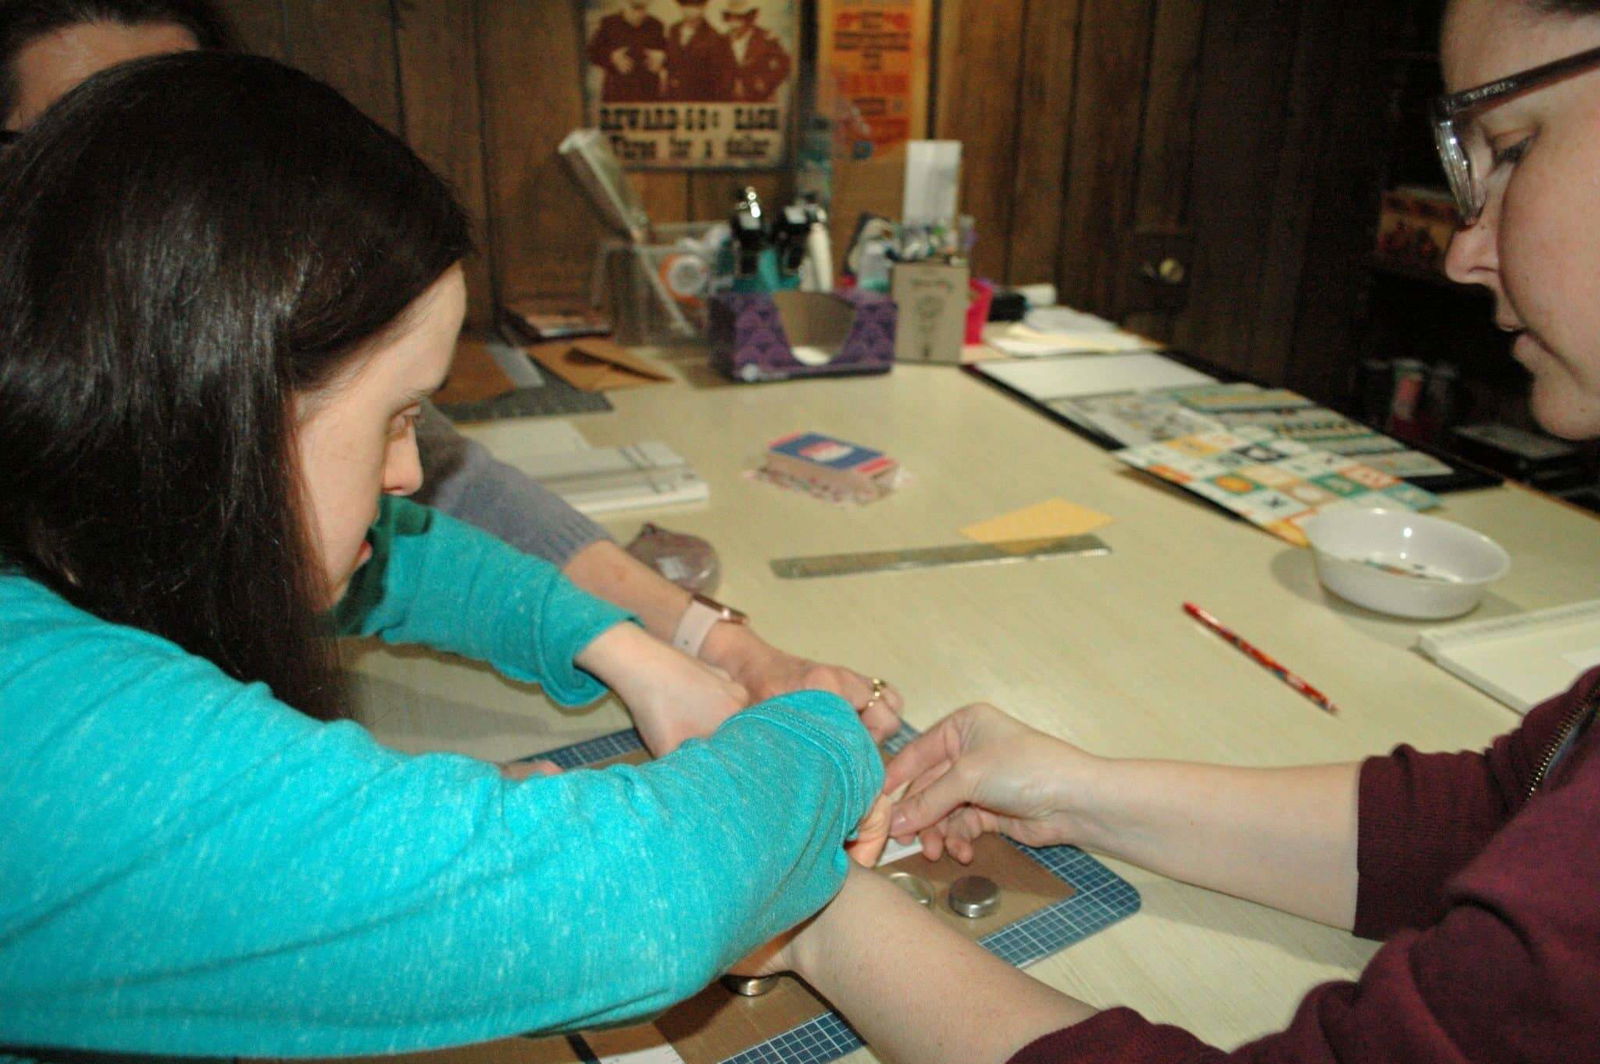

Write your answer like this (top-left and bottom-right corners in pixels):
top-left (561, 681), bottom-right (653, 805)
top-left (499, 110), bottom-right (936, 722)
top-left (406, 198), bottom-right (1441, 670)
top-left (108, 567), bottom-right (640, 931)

top-left (414, 404), bottom-right (608, 566)
top-left (889, 706), bottom-right (1361, 929)
top-left (334, 498), bottom-right (628, 707)
top-left (575, 621), bottom-right (744, 753)
top-left (564, 540), bottom-right (903, 737)
top-left (788, 868), bottom-right (1095, 1064)
top-left (563, 538), bottom-right (692, 642)
top-left (1075, 758), bottom-right (1361, 928)
top-left (11, 665), bottom-right (880, 1052)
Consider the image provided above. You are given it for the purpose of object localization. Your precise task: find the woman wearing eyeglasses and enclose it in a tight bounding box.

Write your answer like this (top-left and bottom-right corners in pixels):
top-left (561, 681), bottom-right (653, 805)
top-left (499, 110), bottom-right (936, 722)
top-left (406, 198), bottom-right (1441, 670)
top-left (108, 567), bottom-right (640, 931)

top-left (731, 1), bottom-right (1600, 1059)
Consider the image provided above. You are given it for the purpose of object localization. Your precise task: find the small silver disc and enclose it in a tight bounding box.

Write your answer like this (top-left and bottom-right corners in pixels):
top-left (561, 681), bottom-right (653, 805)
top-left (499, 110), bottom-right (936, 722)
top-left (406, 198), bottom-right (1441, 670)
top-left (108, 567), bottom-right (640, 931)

top-left (885, 870), bottom-right (935, 907)
top-left (721, 974), bottom-right (780, 997)
top-left (947, 875), bottom-right (1000, 918)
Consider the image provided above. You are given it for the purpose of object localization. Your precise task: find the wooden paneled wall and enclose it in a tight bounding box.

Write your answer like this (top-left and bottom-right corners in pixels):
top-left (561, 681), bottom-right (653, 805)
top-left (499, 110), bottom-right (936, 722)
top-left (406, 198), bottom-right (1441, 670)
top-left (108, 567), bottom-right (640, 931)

top-left (214, 0), bottom-right (1394, 404)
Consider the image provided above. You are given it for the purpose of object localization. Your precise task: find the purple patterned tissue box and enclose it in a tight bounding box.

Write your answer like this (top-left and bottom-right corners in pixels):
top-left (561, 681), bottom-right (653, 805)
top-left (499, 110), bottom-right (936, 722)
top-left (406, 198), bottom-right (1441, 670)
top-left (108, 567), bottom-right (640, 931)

top-left (708, 289), bottom-right (896, 383)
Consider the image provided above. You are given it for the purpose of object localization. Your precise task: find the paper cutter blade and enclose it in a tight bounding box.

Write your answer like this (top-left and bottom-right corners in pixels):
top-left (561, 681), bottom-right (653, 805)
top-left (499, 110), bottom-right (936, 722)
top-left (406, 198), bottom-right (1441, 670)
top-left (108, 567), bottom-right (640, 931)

top-left (770, 534), bottom-right (1111, 579)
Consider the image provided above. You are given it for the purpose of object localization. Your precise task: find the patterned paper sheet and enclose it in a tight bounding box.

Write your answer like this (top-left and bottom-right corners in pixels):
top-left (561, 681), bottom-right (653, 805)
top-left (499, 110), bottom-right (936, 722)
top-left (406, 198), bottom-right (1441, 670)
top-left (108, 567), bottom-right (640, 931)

top-left (1114, 425), bottom-right (1440, 546)
top-left (1054, 383), bottom-right (1455, 481)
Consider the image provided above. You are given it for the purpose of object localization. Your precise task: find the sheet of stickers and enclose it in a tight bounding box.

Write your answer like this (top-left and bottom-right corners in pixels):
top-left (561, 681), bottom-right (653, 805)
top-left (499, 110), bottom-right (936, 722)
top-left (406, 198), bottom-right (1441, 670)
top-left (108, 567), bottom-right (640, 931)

top-left (1051, 382), bottom-right (1456, 481)
top-left (1114, 424), bottom-right (1440, 546)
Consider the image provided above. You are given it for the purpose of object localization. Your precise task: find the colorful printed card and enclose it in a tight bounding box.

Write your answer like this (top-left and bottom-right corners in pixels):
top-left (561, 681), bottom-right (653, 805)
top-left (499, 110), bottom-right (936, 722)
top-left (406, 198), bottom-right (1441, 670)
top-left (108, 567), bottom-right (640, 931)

top-left (1050, 382), bottom-right (1455, 480)
top-left (758, 430), bottom-right (903, 504)
top-left (1114, 425), bottom-right (1439, 546)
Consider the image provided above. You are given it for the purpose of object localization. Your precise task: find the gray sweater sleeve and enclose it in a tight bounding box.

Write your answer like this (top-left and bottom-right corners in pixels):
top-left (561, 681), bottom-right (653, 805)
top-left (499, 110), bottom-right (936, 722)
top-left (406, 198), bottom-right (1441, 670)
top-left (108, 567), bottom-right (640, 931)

top-left (411, 402), bottom-right (610, 568)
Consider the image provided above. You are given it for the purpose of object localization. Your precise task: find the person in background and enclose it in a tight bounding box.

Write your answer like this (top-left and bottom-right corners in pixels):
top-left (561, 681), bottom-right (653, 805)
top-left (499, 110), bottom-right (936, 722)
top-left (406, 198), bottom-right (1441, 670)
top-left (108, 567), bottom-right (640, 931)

top-left (586, 0), bottom-right (666, 103)
top-left (0, 51), bottom-right (886, 1058)
top-left (724, 0), bottom-right (791, 103)
top-left (735, 0), bottom-right (1600, 1059)
top-left (663, 0), bottom-right (733, 101)
top-left (0, 0), bottom-right (903, 751)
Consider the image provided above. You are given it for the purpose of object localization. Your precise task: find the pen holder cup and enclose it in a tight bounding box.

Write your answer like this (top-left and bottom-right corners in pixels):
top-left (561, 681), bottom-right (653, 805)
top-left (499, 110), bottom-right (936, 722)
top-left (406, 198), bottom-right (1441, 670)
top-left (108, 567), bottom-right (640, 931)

top-left (593, 222), bottom-right (723, 346)
top-left (708, 289), bottom-right (896, 383)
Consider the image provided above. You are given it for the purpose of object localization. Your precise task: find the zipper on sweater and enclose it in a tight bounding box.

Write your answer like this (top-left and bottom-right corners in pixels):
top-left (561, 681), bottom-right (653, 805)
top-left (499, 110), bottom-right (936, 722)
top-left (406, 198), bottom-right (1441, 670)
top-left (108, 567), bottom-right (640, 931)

top-left (1526, 693), bottom-right (1598, 802)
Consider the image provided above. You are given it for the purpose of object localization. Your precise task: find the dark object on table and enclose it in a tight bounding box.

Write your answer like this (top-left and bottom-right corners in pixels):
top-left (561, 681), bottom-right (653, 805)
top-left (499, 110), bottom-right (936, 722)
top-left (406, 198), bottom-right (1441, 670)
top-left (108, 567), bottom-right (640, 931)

top-left (500, 301), bottom-right (612, 343)
top-left (1449, 422), bottom-right (1593, 492)
top-left (987, 288), bottom-right (1028, 322)
top-left (624, 523), bottom-right (720, 593)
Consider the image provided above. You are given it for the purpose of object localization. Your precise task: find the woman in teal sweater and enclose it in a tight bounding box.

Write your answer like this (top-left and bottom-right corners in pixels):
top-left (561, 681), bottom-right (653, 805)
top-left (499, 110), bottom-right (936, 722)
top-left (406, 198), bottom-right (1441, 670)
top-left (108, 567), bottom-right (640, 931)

top-left (0, 53), bottom-right (882, 1058)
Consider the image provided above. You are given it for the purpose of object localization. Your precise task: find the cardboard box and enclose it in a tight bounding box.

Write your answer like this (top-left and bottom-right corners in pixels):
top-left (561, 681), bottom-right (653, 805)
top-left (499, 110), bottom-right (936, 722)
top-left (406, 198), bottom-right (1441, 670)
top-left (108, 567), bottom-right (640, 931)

top-left (708, 290), bottom-right (895, 382)
top-left (891, 260), bottom-right (969, 363)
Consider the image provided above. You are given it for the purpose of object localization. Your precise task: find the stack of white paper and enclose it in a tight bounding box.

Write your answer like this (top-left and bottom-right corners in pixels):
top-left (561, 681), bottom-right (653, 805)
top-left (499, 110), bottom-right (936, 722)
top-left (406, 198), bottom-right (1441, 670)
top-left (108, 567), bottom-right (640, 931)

top-left (1416, 599), bottom-right (1600, 713)
top-left (988, 322), bottom-right (1156, 358)
top-left (519, 441), bottom-right (708, 515)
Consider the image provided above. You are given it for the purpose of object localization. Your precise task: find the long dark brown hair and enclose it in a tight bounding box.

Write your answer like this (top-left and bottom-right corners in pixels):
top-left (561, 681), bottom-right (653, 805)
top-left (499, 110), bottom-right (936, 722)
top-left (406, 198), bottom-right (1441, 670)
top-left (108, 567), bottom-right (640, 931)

top-left (0, 52), bottom-right (472, 719)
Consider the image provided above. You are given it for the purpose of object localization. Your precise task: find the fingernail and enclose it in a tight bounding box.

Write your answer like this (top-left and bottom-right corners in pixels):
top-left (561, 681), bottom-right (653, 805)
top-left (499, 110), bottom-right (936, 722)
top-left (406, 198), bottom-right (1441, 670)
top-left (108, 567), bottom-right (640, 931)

top-left (889, 812), bottom-right (908, 834)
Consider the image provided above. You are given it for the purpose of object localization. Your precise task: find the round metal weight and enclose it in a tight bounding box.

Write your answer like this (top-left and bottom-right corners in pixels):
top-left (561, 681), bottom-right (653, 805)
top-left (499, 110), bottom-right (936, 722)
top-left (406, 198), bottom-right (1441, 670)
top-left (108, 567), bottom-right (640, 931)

top-left (946, 874), bottom-right (1001, 918)
top-left (885, 870), bottom-right (935, 907)
top-left (722, 974), bottom-right (780, 997)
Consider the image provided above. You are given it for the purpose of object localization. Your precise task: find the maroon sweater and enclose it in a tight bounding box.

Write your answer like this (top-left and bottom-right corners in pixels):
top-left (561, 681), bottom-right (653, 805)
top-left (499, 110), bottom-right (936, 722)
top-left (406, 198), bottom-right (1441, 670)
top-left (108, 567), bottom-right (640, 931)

top-left (1010, 667), bottom-right (1600, 1063)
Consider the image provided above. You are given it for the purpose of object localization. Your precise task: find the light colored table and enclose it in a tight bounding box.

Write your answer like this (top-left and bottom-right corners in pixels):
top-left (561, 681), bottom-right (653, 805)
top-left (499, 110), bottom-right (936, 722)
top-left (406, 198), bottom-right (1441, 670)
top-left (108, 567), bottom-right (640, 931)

top-left (349, 355), bottom-right (1600, 1055)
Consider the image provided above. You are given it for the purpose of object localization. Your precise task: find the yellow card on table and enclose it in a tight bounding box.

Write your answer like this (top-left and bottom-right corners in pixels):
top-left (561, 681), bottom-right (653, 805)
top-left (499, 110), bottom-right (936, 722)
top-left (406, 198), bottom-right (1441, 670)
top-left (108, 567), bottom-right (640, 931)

top-left (960, 499), bottom-right (1113, 550)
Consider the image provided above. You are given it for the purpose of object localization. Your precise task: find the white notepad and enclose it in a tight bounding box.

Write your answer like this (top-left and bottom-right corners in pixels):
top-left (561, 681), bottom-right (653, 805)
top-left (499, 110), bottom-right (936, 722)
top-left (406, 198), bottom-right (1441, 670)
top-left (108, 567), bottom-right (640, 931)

top-left (1416, 599), bottom-right (1600, 713)
top-left (975, 351), bottom-right (1218, 399)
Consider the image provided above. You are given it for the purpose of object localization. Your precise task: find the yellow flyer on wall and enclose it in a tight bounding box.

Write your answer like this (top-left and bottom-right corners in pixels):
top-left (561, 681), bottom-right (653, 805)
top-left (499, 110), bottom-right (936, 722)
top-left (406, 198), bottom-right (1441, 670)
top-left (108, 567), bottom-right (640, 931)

top-left (583, 0), bottom-right (797, 169)
top-left (817, 0), bottom-right (932, 152)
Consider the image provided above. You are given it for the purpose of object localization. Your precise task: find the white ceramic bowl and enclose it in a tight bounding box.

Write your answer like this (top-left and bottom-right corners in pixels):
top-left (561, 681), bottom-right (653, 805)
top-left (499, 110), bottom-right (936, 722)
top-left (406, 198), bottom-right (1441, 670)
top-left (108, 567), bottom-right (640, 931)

top-left (1299, 507), bottom-right (1510, 619)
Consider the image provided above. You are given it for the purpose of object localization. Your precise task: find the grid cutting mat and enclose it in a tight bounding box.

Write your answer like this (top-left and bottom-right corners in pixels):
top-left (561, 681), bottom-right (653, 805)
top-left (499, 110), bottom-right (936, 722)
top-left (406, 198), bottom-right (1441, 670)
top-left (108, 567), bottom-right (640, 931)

top-left (537, 725), bottom-right (1141, 1064)
top-left (267, 727), bottom-right (1138, 1064)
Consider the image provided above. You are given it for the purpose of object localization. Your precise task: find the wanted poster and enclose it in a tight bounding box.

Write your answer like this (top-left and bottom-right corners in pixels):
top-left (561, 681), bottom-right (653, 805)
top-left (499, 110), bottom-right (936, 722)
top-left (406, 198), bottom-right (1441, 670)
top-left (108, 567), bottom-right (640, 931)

top-left (583, 0), bottom-right (797, 169)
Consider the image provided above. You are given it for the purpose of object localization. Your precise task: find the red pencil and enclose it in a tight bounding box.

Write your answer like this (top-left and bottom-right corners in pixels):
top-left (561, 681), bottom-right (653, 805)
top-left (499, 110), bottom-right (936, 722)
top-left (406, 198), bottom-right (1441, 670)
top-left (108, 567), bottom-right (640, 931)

top-left (1182, 602), bottom-right (1338, 715)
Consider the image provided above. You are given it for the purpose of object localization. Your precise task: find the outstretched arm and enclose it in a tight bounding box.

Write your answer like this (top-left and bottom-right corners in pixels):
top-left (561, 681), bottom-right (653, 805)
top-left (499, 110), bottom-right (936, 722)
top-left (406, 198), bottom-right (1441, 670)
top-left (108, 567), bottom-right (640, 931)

top-left (887, 703), bottom-right (1361, 929)
top-left (416, 405), bottom-right (903, 742)
top-left (744, 867), bottom-right (1096, 1064)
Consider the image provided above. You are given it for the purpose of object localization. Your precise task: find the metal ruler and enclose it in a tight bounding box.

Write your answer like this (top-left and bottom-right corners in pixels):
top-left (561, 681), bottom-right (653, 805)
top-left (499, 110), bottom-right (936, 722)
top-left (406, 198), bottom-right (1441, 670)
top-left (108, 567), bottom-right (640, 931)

top-left (770, 534), bottom-right (1111, 579)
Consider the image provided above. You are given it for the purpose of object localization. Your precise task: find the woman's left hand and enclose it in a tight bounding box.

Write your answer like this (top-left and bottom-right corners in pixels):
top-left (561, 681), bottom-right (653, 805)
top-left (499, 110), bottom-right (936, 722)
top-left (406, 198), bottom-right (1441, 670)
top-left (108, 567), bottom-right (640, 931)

top-left (576, 623), bottom-right (748, 756)
top-left (701, 624), bottom-right (904, 740)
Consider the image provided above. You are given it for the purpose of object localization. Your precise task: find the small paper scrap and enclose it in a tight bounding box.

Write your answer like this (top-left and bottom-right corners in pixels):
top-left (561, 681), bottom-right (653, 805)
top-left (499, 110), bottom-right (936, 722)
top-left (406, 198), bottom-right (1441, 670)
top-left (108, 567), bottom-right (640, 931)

top-left (960, 498), bottom-right (1113, 550)
top-left (876, 834), bottom-right (926, 866)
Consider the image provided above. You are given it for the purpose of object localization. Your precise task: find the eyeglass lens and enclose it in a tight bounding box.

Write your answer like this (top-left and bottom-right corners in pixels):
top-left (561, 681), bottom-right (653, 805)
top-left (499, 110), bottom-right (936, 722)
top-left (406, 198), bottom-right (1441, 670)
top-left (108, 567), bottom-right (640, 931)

top-left (1453, 117), bottom-right (1486, 219)
top-left (1435, 111), bottom-right (1501, 224)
